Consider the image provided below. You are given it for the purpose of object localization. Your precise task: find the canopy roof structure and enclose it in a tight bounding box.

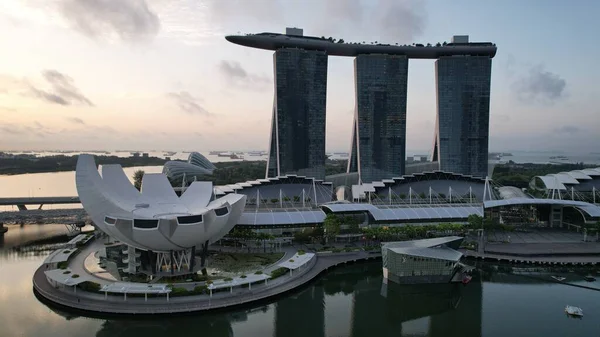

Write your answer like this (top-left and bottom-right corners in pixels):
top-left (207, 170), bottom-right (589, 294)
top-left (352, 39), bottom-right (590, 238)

top-left (532, 168), bottom-right (600, 191)
top-left (237, 210), bottom-right (326, 227)
top-left (43, 248), bottom-right (78, 265)
top-left (321, 203), bottom-right (483, 222)
top-left (382, 237), bottom-right (464, 262)
top-left (45, 269), bottom-right (91, 286)
top-left (76, 154), bottom-right (246, 252)
top-left (214, 174), bottom-right (334, 205)
top-left (278, 252), bottom-right (315, 270)
top-left (352, 171), bottom-right (490, 202)
top-left (100, 282), bottom-right (171, 294)
top-left (484, 198), bottom-right (600, 218)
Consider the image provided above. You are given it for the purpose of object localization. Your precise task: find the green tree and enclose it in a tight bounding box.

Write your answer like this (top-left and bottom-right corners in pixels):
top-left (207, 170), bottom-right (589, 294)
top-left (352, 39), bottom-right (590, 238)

top-left (323, 214), bottom-right (341, 239)
top-left (133, 170), bottom-right (145, 191)
top-left (467, 214), bottom-right (483, 229)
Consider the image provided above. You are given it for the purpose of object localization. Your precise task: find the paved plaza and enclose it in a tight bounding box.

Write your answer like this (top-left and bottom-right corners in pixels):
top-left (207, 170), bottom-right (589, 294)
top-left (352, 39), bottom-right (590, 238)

top-left (486, 230), bottom-right (588, 244)
top-left (476, 230), bottom-right (600, 260)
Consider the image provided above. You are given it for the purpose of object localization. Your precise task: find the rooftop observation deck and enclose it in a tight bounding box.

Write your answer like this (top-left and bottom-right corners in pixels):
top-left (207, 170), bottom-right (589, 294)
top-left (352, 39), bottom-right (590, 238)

top-left (225, 33), bottom-right (497, 59)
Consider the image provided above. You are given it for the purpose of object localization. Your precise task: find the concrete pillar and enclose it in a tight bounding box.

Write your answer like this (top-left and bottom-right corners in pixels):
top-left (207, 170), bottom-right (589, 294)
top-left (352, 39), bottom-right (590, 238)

top-left (145, 293), bottom-right (147, 302)
top-left (209, 288), bottom-right (212, 298)
top-left (167, 292), bottom-right (169, 302)
top-left (74, 285), bottom-right (77, 294)
top-left (230, 286), bottom-right (233, 294)
top-left (104, 291), bottom-right (107, 299)
top-left (249, 282), bottom-right (251, 290)
top-left (124, 293), bottom-right (127, 301)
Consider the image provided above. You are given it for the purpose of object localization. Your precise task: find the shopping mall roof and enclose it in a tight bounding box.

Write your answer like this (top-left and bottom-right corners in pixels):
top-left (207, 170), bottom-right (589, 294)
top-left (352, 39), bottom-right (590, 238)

top-left (237, 210), bottom-right (326, 226)
top-left (484, 198), bottom-right (600, 217)
top-left (321, 203), bottom-right (483, 222)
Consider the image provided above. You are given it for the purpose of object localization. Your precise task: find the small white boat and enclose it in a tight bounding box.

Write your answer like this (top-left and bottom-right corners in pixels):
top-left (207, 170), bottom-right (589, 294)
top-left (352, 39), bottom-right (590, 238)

top-left (551, 276), bottom-right (566, 282)
top-left (565, 305), bottom-right (583, 317)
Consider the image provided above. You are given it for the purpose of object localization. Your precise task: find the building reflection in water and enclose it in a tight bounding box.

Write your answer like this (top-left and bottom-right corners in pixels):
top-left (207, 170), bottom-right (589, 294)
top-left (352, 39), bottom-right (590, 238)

top-left (275, 284), bottom-right (325, 337)
top-left (44, 262), bottom-right (481, 337)
top-left (344, 263), bottom-right (482, 337)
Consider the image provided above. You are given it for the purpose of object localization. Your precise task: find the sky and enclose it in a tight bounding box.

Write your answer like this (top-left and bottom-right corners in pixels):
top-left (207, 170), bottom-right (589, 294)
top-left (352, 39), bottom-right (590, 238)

top-left (0, 0), bottom-right (598, 154)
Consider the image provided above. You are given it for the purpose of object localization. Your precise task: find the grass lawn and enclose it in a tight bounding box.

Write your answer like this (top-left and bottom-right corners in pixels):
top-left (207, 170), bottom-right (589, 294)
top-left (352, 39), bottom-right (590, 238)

top-left (208, 252), bottom-right (285, 273)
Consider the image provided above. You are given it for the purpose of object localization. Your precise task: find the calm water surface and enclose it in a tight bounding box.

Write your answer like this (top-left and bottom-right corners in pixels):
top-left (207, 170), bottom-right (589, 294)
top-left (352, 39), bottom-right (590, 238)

top-left (1, 226), bottom-right (600, 337)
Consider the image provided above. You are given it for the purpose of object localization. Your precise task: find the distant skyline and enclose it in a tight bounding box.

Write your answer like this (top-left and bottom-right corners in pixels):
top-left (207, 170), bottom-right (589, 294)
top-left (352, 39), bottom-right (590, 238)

top-left (1, 0), bottom-right (599, 153)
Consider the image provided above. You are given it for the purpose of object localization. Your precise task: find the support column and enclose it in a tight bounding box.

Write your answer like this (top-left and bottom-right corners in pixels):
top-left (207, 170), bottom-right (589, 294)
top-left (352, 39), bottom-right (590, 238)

top-left (190, 246), bottom-right (196, 271)
top-left (170, 250), bottom-right (174, 275)
top-left (124, 293), bottom-right (127, 301)
top-left (145, 293), bottom-right (148, 302)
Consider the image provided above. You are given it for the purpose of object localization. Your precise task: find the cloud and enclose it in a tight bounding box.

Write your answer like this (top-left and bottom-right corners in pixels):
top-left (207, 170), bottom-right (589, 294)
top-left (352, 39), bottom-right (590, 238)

top-left (0, 125), bottom-right (22, 135)
top-left (206, 0), bottom-right (425, 43)
top-left (219, 60), bottom-right (270, 91)
top-left (0, 106), bottom-right (17, 112)
top-left (28, 70), bottom-right (93, 106)
top-left (554, 125), bottom-right (581, 134)
top-left (167, 91), bottom-right (210, 116)
top-left (205, 0), bottom-right (284, 25)
top-left (513, 65), bottom-right (566, 104)
top-left (57, 0), bottom-right (160, 42)
top-left (376, 0), bottom-right (426, 42)
top-left (66, 117), bottom-right (86, 125)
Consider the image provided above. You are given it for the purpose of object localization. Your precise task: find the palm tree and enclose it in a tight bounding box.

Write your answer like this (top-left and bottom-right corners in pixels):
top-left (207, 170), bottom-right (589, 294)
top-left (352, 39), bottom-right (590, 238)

top-left (132, 170), bottom-right (145, 191)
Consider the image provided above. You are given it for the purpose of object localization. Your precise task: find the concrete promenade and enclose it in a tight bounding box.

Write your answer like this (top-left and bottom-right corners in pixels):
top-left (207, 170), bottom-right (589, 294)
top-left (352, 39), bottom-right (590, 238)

top-left (33, 248), bottom-right (380, 315)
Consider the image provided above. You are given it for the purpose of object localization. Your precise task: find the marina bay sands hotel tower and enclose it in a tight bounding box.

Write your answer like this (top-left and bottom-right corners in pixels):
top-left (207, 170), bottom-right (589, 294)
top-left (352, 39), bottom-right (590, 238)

top-left (226, 28), bottom-right (497, 182)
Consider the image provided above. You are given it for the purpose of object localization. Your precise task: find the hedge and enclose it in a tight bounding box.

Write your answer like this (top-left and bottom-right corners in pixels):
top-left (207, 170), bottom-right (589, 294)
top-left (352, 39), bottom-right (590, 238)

top-left (270, 267), bottom-right (288, 279)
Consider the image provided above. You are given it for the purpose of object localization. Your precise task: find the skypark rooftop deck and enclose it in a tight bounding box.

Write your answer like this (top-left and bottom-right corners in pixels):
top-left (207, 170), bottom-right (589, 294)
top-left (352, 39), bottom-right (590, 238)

top-left (226, 33), bottom-right (497, 59)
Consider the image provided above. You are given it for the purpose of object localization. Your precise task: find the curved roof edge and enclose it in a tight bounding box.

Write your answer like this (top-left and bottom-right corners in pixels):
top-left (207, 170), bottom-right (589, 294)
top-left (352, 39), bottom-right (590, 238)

top-left (532, 167), bottom-right (600, 190)
top-left (484, 198), bottom-right (600, 218)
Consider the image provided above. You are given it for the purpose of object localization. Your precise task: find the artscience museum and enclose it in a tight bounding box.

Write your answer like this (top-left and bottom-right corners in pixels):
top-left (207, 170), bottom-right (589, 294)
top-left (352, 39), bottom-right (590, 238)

top-left (76, 154), bottom-right (246, 276)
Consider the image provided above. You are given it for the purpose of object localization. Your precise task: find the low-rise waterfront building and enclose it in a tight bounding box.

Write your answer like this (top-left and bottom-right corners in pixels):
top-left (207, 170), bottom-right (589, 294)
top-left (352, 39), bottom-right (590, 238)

top-left (381, 237), bottom-right (463, 284)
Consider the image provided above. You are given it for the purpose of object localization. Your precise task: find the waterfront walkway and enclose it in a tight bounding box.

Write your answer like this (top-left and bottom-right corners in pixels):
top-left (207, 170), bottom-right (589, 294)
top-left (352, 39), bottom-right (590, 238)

top-left (33, 245), bottom-right (379, 314)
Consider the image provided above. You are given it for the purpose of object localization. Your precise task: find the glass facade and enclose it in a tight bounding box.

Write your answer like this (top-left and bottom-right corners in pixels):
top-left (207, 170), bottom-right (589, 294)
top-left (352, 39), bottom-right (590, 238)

top-left (384, 252), bottom-right (456, 278)
top-left (267, 48), bottom-right (328, 180)
top-left (433, 56), bottom-right (492, 178)
top-left (348, 54), bottom-right (408, 183)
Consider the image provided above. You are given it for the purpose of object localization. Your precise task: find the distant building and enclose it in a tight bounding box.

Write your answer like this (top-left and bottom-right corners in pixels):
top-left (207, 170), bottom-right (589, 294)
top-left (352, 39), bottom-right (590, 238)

top-left (142, 153), bottom-right (149, 158)
top-left (348, 54), bottom-right (409, 183)
top-left (432, 42), bottom-right (492, 178)
top-left (162, 152), bottom-right (216, 183)
top-left (267, 47), bottom-right (328, 180)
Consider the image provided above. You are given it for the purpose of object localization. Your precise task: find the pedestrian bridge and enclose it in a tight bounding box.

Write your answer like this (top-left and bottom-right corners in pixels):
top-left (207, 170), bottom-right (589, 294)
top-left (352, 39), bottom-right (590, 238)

top-left (0, 196), bottom-right (80, 210)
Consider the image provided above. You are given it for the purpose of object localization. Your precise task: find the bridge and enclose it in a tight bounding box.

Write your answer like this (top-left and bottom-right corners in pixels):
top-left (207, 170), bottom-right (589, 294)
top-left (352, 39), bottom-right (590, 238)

top-left (0, 196), bottom-right (81, 210)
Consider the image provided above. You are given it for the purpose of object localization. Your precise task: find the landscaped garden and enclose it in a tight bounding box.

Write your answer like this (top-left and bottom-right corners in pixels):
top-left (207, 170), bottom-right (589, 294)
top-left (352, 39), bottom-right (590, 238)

top-left (207, 252), bottom-right (284, 274)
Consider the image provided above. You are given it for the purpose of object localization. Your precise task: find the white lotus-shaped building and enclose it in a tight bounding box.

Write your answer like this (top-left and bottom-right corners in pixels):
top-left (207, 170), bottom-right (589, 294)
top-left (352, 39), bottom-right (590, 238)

top-left (75, 154), bottom-right (246, 253)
